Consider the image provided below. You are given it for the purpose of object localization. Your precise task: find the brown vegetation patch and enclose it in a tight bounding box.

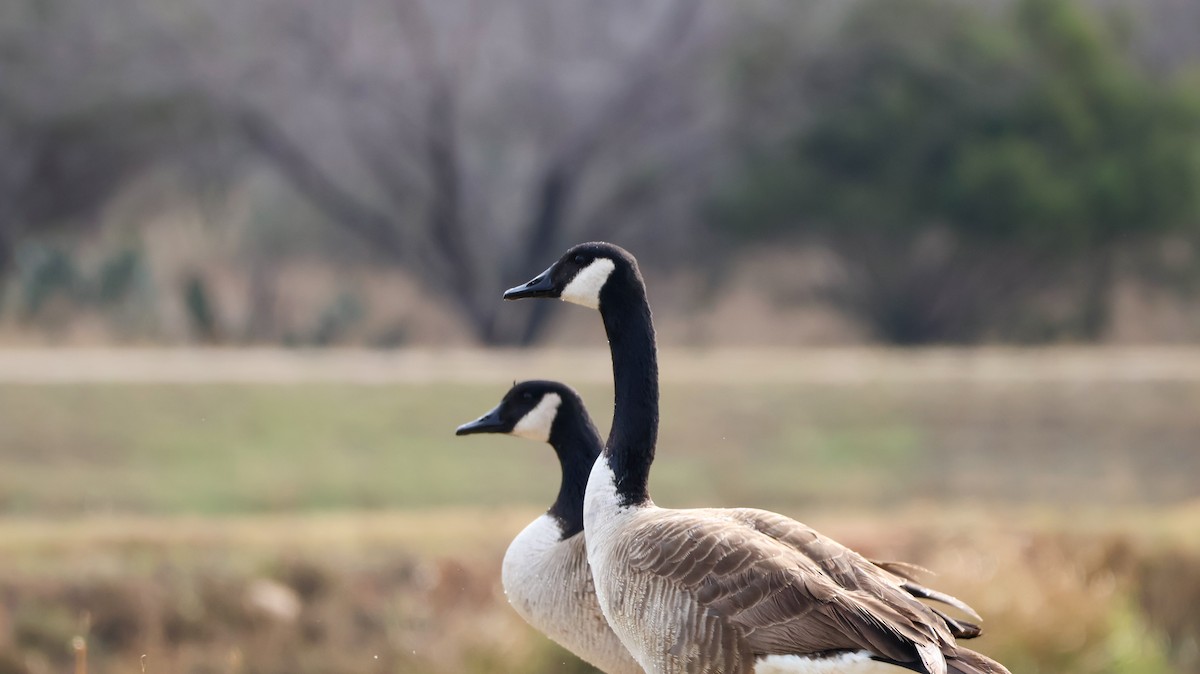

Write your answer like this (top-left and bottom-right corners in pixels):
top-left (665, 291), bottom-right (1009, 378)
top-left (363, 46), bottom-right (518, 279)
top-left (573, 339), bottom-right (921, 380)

top-left (0, 510), bottom-right (1195, 674)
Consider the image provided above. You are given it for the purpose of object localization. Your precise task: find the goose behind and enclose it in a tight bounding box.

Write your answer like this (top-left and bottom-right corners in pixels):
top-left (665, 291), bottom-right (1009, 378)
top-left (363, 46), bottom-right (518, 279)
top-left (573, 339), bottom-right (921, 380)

top-left (504, 243), bottom-right (1010, 674)
top-left (456, 380), bottom-right (644, 674)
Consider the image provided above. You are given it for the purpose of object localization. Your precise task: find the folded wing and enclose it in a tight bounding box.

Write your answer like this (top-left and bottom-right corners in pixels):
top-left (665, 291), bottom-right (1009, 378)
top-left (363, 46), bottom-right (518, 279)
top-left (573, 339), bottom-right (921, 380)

top-left (625, 510), bottom-right (1010, 674)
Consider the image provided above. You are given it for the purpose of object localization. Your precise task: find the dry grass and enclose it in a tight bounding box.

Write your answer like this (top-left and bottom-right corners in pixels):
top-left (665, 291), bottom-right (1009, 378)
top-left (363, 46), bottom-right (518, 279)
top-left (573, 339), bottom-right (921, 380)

top-left (0, 509), bottom-right (561, 674)
top-left (0, 506), bottom-right (1197, 674)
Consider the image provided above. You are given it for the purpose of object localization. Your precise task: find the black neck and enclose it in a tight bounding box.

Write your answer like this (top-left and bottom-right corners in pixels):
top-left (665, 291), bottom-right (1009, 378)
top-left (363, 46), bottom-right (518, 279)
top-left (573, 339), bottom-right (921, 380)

top-left (546, 406), bottom-right (603, 539)
top-left (600, 268), bottom-right (658, 507)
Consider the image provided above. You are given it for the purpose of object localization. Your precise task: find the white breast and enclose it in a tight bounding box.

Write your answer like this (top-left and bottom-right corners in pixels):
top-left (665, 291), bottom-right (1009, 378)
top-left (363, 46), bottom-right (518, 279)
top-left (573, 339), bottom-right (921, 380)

top-left (583, 457), bottom-right (661, 671)
top-left (582, 457), bottom-right (642, 595)
top-left (502, 514), bottom-right (643, 674)
top-left (582, 455), bottom-right (639, 544)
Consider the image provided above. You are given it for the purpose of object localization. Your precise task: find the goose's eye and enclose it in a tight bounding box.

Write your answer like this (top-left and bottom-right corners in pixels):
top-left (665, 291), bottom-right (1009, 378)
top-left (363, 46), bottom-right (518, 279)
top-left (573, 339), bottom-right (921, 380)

top-left (574, 255), bottom-right (587, 265)
top-left (521, 392), bottom-right (534, 401)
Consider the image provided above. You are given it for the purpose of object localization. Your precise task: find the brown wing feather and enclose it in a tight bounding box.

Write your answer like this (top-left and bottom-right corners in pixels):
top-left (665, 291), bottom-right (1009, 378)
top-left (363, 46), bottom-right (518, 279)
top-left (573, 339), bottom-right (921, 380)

top-left (625, 510), bottom-right (962, 673)
top-left (725, 510), bottom-right (984, 632)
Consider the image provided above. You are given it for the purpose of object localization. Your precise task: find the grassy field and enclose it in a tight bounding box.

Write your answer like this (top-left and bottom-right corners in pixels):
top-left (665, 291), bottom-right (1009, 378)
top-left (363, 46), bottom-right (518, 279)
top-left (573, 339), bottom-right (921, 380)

top-left (1, 350), bottom-right (1198, 514)
top-left (0, 348), bottom-right (1198, 673)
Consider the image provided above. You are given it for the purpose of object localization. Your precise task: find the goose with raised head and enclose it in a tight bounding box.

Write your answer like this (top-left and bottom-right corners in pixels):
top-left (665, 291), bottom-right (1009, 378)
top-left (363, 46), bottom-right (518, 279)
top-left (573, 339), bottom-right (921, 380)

top-left (456, 380), bottom-right (645, 674)
top-left (503, 242), bottom-right (1009, 674)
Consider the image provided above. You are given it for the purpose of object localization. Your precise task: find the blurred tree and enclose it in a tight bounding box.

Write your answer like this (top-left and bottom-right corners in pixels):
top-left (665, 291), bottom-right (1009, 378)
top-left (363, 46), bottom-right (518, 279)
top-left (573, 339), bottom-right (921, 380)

top-left (172, 0), bottom-right (732, 345)
top-left (719, 0), bottom-right (1200, 343)
top-left (0, 0), bottom-right (218, 299)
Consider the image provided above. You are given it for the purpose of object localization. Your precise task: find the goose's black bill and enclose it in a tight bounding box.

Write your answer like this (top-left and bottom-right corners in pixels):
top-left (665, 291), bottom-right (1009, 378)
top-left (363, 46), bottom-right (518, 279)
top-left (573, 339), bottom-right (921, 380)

top-left (455, 406), bottom-right (506, 435)
top-left (503, 263), bottom-right (557, 300)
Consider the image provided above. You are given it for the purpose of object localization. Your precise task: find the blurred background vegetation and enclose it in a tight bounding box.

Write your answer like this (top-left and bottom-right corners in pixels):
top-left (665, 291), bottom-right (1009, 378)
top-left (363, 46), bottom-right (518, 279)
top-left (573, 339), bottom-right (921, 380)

top-left (2, 0), bottom-right (1200, 347)
top-left (2, 0), bottom-right (1199, 673)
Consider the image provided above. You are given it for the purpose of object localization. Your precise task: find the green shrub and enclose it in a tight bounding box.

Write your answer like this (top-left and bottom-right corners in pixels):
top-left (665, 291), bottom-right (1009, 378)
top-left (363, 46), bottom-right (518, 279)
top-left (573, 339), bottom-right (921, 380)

top-left (718, 0), bottom-right (1200, 343)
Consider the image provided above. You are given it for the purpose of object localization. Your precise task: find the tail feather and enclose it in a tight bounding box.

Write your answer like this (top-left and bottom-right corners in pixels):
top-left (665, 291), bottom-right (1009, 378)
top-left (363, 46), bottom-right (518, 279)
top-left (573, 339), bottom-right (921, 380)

top-left (901, 581), bottom-right (983, 622)
top-left (872, 559), bottom-right (936, 581)
top-left (947, 648), bottom-right (1012, 674)
top-left (871, 558), bottom-right (984, 623)
top-left (928, 607), bottom-right (981, 640)
top-left (874, 646), bottom-right (1010, 674)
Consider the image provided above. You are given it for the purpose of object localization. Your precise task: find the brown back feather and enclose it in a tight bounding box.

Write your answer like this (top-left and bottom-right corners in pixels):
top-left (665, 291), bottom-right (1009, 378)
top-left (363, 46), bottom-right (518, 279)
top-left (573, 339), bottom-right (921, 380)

top-left (626, 510), bottom-right (964, 673)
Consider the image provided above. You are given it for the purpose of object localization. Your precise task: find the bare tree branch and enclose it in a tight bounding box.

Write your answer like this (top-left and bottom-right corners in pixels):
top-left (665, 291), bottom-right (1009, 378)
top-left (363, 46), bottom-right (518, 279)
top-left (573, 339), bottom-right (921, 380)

top-left (236, 110), bottom-right (408, 261)
top-left (341, 93), bottom-right (429, 211)
top-left (423, 82), bottom-right (477, 308)
top-left (555, 0), bottom-right (704, 171)
top-left (202, 0), bottom-right (728, 344)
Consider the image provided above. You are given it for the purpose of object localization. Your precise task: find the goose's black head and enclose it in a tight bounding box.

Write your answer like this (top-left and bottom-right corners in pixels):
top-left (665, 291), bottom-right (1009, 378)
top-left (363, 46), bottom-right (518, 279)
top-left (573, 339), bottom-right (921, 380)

top-left (456, 380), bottom-right (578, 444)
top-left (456, 380), bottom-right (601, 538)
top-left (502, 242), bottom-right (640, 310)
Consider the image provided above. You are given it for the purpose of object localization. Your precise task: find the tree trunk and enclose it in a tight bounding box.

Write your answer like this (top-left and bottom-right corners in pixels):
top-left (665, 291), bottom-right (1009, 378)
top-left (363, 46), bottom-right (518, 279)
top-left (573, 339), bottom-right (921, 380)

top-left (0, 224), bottom-right (13, 314)
top-left (1079, 246), bottom-right (1116, 341)
top-left (501, 165), bottom-right (574, 346)
top-left (516, 299), bottom-right (558, 346)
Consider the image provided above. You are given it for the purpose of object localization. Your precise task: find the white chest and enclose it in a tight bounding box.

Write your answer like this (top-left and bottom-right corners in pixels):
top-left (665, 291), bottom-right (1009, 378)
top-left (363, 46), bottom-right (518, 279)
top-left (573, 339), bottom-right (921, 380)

top-left (502, 514), bottom-right (644, 674)
top-left (582, 456), bottom-right (640, 570)
top-left (502, 515), bottom-right (569, 613)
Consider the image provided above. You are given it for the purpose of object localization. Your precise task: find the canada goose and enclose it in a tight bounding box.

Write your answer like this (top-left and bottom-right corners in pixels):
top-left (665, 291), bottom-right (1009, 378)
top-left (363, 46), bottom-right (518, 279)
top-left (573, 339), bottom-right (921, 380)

top-left (456, 380), bottom-right (645, 674)
top-left (503, 242), bottom-right (1009, 674)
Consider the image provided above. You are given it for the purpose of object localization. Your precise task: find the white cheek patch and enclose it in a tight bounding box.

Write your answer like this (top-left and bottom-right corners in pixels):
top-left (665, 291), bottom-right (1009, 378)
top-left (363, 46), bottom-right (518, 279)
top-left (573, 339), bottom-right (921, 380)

top-left (512, 393), bottom-right (562, 443)
top-left (561, 258), bottom-right (616, 309)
